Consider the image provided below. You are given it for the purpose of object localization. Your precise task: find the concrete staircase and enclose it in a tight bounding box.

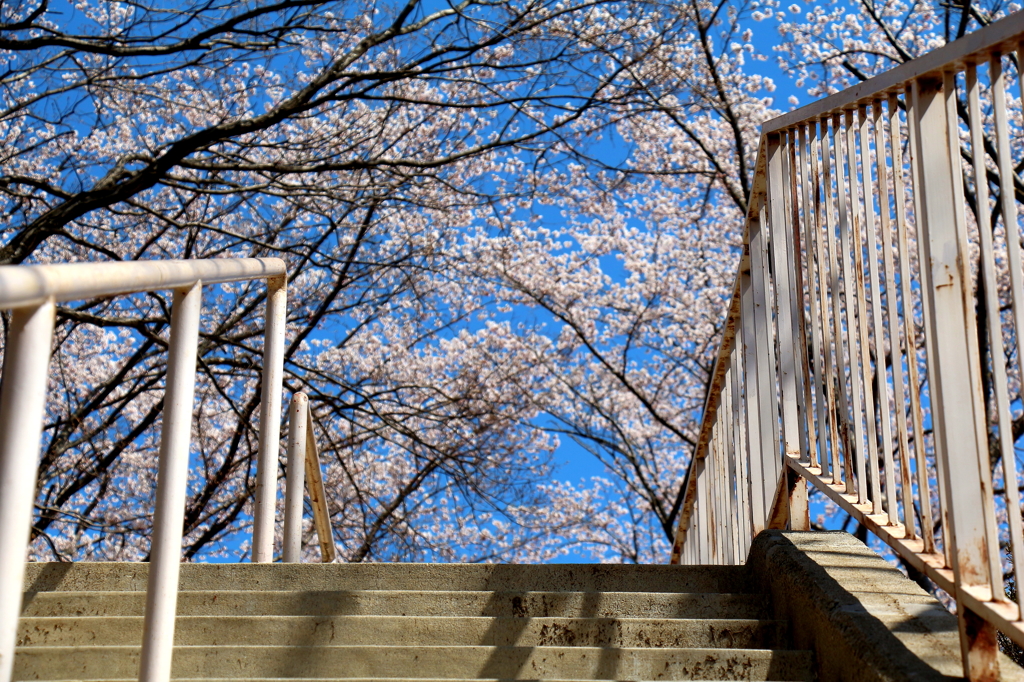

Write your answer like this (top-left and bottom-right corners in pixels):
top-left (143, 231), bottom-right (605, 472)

top-left (13, 562), bottom-right (814, 681)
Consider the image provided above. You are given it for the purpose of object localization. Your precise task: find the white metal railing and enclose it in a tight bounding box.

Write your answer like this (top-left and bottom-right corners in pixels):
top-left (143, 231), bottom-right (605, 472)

top-left (671, 11), bottom-right (1024, 680)
top-left (283, 392), bottom-right (337, 563)
top-left (0, 258), bottom-right (287, 682)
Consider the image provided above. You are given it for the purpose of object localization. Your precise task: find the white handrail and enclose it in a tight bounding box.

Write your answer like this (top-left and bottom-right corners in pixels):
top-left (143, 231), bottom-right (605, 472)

top-left (0, 258), bottom-right (285, 307)
top-left (283, 393), bottom-right (337, 563)
top-left (0, 257), bottom-right (287, 682)
top-left (672, 10), bottom-right (1024, 681)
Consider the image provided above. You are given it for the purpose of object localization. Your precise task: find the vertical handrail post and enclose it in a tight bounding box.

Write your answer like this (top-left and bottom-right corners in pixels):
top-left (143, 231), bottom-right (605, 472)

top-left (0, 301), bottom-right (56, 682)
top-left (283, 393), bottom-right (308, 563)
top-left (766, 134), bottom-right (801, 461)
top-left (911, 75), bottom-right (999, 681)
top-left (252, 276), bottom-right (287, 563)
top-left (740, 262), bottom-right (766, 534)
top-left (138, 282), bottom-right (203, 682)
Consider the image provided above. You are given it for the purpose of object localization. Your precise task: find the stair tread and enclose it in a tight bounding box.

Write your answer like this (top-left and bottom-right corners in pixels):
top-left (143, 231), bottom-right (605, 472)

top-left (14, 645), bottom-right (814, 680)
top-left (17, 615), bottom-right (787, 648)
top-left (23, 563), bottom-right (752, 594)
top-left (21, 590), bottom-right (767, 618)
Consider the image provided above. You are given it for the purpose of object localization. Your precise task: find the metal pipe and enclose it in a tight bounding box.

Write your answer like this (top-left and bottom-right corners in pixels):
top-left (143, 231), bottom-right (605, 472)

top-left (283, 393), bottom-right (308, 563)
top-left (0, 301), bottom-right (56, 682)
top-left (138, 282), bottom-right (203, 682)
top-left (252, 277), bottom-right (287, 563)
top-left (0, 258), bottom-right (285, 308)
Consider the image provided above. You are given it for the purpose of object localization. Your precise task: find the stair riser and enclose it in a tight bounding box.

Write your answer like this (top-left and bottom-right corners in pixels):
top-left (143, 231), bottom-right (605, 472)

top-left (23, 564), bottom-right (752, 594)
top-left (20, 591), bottom-right (769, 620)
top-left (13, 646), bottom-right (814, 681)
top-left (17, 616), bottom-right (788, 649)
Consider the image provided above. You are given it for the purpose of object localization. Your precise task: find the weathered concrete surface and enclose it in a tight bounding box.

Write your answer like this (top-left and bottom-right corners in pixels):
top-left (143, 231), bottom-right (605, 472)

top-left (16, 615), bottom-right (787, 648)
top-left (12, 644), bottom-right (815, 680)
top-left (15, 562), bottom-right (810, 681)
top-left (22, 563), bottom-right (752, 594)
top-left (747, 530), bottom-right (1024, 682)
top-left (20, 589), bottom-right (769, 620)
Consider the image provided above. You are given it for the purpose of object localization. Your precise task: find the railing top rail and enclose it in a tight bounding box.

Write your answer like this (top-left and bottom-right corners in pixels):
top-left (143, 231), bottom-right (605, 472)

top-left (0, 257), bottom-right (287, 309)
top-left (764, 9), bottom-right (1024, 133)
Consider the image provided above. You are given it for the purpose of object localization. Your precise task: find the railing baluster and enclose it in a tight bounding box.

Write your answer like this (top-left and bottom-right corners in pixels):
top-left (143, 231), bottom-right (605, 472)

top-left (799, 125), bottom-right (828, 470)
top-left (740, 263), bottom-right (766, 535)
top-left (864, 100), bottom-right (898, 524)
top-left (709, 432), bottom-right (720, 564)
top-left (888, 91), bottom-right (929, 546)
top-left (819, 115), bottom-right (843, 483)
top-left (852, 104), bottom-right (885, 516)
top-left (822, 115), bottom-right (852, 488)
top-left (839, 110), bottom-right (870, 505)
top-left (718, 386), bottom-right (730, 565)
top-left (810, 120), bottom-right (838, 479)
top-left (726, 363), bottom-right (741, 563)
top-left (724, 413), bottom-right (733, 561)
top-left (874, 97), bottom-right (911, 531)
top-left (283, 393), bottom-right (308, 564)
top-left (0, 301), bottom-right (56, 682)
top-left (252, 276), bottom-right (288, 563)
top-left (697, 456), bottom-right (710, 563)
top-left (767, 134), bottom-right (802, 462)
top-left (786, 130), bottom-right (816, 466)
top-left (968, 58), bottom-right (1019, 607)
top-left (994, 47), bottom-right (1024, 618)
top-left (139, 282), bottom-right (203, 682)
top-left (730, 347), bottom-right (749, 555)
top-left (751, 197), bottom-right (781, 522)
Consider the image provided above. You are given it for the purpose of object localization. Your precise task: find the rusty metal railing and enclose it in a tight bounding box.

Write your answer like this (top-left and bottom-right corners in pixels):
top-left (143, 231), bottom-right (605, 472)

top-left (671, 11), bottom-right (1024, 679)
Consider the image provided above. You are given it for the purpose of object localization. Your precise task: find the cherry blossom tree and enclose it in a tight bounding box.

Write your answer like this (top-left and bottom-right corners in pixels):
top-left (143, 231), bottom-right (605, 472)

top-left (0, 0), bottom-right (787, 563)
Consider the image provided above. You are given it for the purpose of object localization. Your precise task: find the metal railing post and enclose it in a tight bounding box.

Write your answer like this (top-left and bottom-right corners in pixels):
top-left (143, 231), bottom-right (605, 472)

top-left (749, 203), bottom-right (780, 525)
top-left (911, 75), bottom-right (999, 681)
top-left (138, 282), bottom-right (203, 682)
top-left (283, 393), bottom-right (308, 563)
top-left (740, 265), bottom-right (766, 535)
top-left (252, 276), bottom-right (287, 563)
top-left (0, 301), bottom-right (56, 682)
top-left (765, 134), bottom-right (801, 461)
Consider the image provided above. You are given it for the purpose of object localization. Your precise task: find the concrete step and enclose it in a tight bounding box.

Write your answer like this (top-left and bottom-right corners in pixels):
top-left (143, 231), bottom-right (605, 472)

top-left (20, 590), bottom-right (769, 619)
top-left (16, 615), bottom-right (789, 648)
top-left (13, 645), bottom-right (815, 680)
top-left (23, 563), bottom-right (752, 594)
